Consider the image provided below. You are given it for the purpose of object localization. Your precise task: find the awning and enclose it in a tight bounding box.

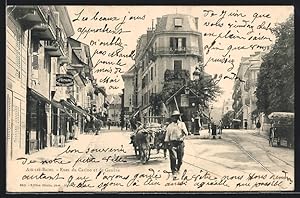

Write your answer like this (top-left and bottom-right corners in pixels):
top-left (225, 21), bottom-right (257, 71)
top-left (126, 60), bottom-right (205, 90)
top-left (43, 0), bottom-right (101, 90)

top-left (60, 100), bottom-right (87, 115)
top-left (61, 107), bottom-right (76, 119)
top-left (51, 100), bottom-right (65, 112)
top-left (28, 88), bottom-right (51, 104)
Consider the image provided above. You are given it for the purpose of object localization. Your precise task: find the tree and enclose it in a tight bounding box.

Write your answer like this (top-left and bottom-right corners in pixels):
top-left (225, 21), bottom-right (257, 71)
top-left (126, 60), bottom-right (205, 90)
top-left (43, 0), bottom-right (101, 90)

top-left (152, 69), bottom-right (222, 115)
top-left (222, 110), bottom-right (234, 128)
top-left (256, 15), bottom-right (294, 115)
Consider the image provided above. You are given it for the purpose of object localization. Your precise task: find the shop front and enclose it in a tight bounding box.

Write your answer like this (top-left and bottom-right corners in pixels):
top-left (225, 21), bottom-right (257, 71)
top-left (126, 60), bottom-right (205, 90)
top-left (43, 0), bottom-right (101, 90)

top-left (26, 89), bottom-right (50, 154)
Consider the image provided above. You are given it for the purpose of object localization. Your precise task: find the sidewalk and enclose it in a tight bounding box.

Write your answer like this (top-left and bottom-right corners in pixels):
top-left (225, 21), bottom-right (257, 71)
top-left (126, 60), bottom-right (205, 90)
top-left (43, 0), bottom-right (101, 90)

top-left (27, 133), bottom-right (94, 160)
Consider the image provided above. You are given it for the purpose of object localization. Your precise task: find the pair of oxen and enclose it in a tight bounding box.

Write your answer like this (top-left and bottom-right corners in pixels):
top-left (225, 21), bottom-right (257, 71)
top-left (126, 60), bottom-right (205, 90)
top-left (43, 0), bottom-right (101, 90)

top-left (130, 127), bottom-right (167, 164)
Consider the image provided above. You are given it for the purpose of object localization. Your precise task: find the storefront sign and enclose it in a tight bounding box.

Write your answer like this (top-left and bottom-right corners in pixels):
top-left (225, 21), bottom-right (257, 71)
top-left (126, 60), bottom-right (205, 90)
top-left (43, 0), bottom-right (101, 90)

top-left (180, 94), bottom-right (189, 107)
top-left (56, 74), bottom-right (74, 87)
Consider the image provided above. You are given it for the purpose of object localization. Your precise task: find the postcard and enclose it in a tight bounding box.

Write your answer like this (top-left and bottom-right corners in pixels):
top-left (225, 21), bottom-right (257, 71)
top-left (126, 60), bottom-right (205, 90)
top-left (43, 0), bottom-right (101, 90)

top-left (6, 5), bottom-right (294, 192)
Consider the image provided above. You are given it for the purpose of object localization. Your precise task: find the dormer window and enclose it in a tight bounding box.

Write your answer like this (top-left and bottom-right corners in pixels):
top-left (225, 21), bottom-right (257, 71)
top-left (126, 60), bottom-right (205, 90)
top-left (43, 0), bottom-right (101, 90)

top-left (174, 18), bottom-right (183, 27)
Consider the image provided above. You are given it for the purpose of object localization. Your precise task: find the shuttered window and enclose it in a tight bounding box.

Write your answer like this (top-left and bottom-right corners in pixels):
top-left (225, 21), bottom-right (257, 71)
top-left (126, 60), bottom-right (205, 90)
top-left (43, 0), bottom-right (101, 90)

top-left (170, 37), bottom-right (186, 50)
top-left (174, 60), bottom-right (183, 71)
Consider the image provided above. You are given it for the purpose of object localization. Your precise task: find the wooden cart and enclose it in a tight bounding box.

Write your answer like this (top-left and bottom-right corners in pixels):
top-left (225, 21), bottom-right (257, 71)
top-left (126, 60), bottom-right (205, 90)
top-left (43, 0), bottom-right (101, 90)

top-left (268, 112), bottom-right (294, 148)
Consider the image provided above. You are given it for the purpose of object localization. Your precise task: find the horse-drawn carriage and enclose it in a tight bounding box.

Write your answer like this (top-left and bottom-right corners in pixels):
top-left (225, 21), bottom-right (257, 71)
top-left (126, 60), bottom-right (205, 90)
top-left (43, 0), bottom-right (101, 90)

top-left (268, 112), bottom-right (294, 148)
top-left (130, 117), bottom-right (167, 164)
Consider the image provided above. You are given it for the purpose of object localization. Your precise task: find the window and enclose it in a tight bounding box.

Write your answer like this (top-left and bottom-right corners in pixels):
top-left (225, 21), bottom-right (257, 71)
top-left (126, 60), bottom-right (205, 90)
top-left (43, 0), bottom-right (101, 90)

top-left (154, 64), bottom-right (156, 77)
top-left (170, 37), bottom-right (186, 51)
top-left (174, 18), bottom-right (183, 27)
top-left (174, 60), bottom-right (182, 71)
top-left (150, 67), bottom-right (153, 81)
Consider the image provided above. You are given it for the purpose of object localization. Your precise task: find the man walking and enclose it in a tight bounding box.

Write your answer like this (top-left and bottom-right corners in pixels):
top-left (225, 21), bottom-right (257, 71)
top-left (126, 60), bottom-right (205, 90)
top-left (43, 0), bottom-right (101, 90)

top-left (164, 110), bottom-right (189, 180)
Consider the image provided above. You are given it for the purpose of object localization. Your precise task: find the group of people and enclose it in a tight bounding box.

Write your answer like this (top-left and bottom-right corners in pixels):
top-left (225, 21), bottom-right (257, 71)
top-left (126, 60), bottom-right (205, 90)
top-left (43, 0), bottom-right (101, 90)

top-left (131, 110), bottom-right (225, 180)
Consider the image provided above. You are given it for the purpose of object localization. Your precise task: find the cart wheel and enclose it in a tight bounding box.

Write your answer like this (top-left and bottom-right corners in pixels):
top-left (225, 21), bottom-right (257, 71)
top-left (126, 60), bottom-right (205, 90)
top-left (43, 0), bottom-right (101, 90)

top-left (145, 145), bottom-right (151, 161)
top-left (277, 137), bottom-right (281, 146)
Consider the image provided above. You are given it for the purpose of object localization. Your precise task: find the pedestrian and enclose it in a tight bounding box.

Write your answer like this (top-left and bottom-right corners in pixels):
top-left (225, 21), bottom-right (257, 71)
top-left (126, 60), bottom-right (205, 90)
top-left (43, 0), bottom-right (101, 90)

top-left (73, 121), bottom-right (79, 140)
top-left (244, 121), bottom-right (248, 130)
top-left (191, 115), bottom-right (195, 135)
top-left (164, 110), bottom-right (189, 180)
top-left (218, 120), bottom-right (223, 134)
top-left (107, 119), bottom-right (111, 130)
top-left (256, 120), bottom-right (261, 133)
top-left (194, 112), bottom-right (201, 135)
top-left (211, 121), bottom-right (217, 139)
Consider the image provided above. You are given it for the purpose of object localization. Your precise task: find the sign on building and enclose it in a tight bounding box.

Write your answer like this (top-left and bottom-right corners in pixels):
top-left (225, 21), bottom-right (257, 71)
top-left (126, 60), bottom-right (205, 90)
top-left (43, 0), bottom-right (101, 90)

top-left (180, 94), bottom-right (189, 107)
top-left (56, 74), bottom-right (74, 87)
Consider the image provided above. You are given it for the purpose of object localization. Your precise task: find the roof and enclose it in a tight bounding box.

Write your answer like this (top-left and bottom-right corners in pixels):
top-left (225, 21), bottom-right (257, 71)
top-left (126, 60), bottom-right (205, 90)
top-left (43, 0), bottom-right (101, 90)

top-left (165, 85), bottom-right (199, 105)
top-left (155, 14), bottom-right (199, 32)
top-left (122, 65), bottom-right (135, 78)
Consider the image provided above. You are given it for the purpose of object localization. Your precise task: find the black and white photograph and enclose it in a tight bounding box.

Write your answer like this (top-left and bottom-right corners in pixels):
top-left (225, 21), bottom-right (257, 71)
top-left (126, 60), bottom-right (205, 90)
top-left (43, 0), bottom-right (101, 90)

top-left (6, 5), bottom-right (294, 192)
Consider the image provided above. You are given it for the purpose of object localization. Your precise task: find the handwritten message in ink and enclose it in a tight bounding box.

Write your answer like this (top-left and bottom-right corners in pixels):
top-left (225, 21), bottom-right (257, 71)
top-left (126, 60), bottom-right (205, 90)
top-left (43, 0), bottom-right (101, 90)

top-left (71, 9), bottom-right (146, 90)
top-left (201, 9), bottom-right (276, 83)
top-left (12, 144), bottom-right (294, 192)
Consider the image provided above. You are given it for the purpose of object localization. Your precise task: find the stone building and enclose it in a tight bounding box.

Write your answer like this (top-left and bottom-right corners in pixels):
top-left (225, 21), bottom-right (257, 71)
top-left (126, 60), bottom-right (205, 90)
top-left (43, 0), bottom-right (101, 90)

top-left (232, 52), bottom-right (264, 129)
top-left (6, 6), bottom-right (106, 158)
top-left (123, 14), bottom-right (204, 123)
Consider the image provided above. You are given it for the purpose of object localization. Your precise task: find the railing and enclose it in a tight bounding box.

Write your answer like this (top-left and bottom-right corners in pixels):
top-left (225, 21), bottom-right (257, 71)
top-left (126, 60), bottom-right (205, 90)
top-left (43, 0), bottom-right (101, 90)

top-left (56, 27), bottom-right (64, 50)
top-left (164, 69), bottom-right (190, 82)
top-left (153, 47), bottom-right (201, 56)
top-left (38, 6), bottom-right (57, 37)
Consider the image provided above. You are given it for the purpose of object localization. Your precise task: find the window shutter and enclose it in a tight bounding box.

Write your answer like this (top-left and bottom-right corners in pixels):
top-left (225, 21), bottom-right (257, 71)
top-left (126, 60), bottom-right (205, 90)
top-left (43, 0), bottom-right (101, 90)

top-left (170, 37), bottom-right (173, 49)
top-left (182, 38), bottom-right (186, 48)
top-left (15, 28), bottom-right (21, 79)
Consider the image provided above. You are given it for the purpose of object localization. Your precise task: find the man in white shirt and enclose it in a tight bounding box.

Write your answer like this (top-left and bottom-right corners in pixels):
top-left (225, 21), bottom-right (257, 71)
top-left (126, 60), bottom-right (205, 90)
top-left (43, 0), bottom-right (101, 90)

top-left (164, 110), bottom-right (188, 179)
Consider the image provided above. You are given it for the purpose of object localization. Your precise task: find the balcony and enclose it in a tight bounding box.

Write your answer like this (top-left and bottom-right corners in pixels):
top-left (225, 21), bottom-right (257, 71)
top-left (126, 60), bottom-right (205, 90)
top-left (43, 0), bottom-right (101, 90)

top-left (164, 69), bottom-right (190, 82)
top-left (153, 47), bottom-right (201, 57)
top-left (29, 6), bottom-right (57, 40)
top-left (45, 27), bottom-right (65, 57)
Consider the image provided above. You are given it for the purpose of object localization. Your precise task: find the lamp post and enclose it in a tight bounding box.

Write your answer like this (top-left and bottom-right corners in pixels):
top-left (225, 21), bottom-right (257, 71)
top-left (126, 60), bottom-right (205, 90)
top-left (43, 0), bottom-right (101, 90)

top-left (208, 105), bottom-right (213, 133)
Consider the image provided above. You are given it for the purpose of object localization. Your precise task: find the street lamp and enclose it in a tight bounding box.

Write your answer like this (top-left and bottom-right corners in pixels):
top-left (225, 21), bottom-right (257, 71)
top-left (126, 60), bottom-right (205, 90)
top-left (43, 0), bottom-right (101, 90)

top-left (208, 105), bottom-right (213, 133)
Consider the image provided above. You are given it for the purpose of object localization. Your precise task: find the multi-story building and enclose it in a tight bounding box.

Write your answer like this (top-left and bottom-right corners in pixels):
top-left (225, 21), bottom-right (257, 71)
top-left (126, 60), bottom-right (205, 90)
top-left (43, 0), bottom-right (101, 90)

top-left (243, 52), bottom-right (265, 129)
top-left (121, 66), bottom-right (135, 117)
top-left (123, 14), bottom-right (203, 122)
top-left (6, 6), bottom-right (30, 159)
top-left (222, 98), bottom-right (233, 116)
top-left (6, 6), bottom-right (106, 158)
top-left (232, 52), bottom-right (264, 129)
top-left (6, 6), bottom-right (74, 157)
top-left (107, 95), bottom-right (122, 125)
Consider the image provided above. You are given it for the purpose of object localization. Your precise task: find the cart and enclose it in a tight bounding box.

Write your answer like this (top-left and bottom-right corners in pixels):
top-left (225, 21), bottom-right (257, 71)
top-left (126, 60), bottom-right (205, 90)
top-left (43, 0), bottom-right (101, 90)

top-left (130, 117), bottom-right (166, 164)
top-left (268, 112), bottom-right (294, 148)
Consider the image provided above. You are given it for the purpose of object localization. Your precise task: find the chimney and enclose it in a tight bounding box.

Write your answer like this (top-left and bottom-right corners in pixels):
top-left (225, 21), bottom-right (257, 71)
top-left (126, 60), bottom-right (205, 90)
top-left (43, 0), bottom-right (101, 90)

top-left (195, 17), bottom-right (199, 30)
top-left (147, 28), bottom-right (154, 42)
top-left (156, 17), bottom-right (161, 29)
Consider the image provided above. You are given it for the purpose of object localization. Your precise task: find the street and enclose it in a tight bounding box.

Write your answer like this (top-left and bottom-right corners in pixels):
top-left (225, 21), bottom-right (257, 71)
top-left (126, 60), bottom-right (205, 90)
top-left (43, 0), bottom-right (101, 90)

top-left (7, 127), bottom-right (294, 192)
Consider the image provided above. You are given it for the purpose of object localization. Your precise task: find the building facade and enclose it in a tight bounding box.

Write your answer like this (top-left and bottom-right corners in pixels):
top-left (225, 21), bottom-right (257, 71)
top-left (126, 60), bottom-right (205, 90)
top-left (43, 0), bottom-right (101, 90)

top-left (232, 52), bottom-right (264, 130)
top-left (6, 6), bottom-right (106, 159)
top-left (107, 95), bottom-right (122, 125)
top-left (123, 14), bottom-right (204, 122)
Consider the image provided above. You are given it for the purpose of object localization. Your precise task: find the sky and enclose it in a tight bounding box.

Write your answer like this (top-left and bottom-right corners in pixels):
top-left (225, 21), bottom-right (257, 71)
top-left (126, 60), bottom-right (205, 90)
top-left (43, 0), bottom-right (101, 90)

top-left (66, 6), bottom-right (293, 107)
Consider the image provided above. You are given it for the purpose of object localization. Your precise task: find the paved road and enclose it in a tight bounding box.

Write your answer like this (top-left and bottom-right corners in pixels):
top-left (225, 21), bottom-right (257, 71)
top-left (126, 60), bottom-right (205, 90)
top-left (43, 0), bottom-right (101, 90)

top-left (7, 127), bottom-right (294, 192)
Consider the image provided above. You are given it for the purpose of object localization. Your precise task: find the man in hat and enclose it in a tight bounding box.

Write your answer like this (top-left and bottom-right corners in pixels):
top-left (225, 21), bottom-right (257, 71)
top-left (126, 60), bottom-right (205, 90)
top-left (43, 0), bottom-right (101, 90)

top-left (164, 110), bottom-right (188, 180)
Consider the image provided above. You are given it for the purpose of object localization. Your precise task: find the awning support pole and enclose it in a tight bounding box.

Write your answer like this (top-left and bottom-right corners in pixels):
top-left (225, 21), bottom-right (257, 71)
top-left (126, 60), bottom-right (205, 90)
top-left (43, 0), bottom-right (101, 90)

top-left (174, 97), bottom-right (182, 121)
